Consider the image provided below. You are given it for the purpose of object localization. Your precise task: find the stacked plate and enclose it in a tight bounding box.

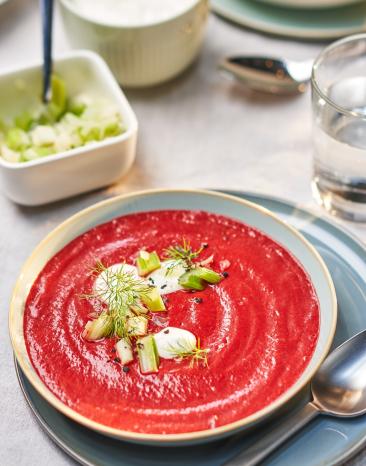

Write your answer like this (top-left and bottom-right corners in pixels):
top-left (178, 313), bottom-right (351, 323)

top-left (211, 0), bottom-right (366, 39)
top-left (9, 189), bottom-right (366, 465)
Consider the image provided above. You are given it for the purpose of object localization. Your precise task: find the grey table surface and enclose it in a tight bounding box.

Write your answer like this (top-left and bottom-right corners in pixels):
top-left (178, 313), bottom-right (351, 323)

top-left (1, 1), bottom-right (366, 465)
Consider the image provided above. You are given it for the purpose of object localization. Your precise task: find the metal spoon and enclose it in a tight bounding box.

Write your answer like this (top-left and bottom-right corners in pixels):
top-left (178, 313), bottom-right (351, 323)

top-left (40, 0), bottom-right (54, 103)
top-left (219, 56), bottom-right (313, 95)
top-left (225, 329), bottom-right (366, 466)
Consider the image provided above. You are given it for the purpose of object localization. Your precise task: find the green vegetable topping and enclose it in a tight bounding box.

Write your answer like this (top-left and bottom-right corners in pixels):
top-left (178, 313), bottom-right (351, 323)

top-left (178, 270), bottom-right (206, 291)
top-left (178, 267), bottom-right (222, 291)
top-left (137, 335), bottom-right (160, 374)
top-left (136, 250), bottom-right (161, 277)
top-left (0, 74), bottom-right (125, 163)
top-left (141, 286), bottom-right (166, 312)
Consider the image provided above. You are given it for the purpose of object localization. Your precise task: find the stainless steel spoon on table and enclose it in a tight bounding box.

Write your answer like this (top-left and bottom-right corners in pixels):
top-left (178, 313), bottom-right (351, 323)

top-left (40, 0), bottom-right (54, 103)
top-left (219, 56), bottom-right (313, 95)
top-left (225, 329), bottom-right (366, 466)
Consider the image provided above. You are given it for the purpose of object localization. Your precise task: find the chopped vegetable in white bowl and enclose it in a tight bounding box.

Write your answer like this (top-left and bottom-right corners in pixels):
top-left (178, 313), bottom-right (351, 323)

top-left (0, 50), bottom-right (137, 205)
top-left (0, 75), bottom-right (125, 164)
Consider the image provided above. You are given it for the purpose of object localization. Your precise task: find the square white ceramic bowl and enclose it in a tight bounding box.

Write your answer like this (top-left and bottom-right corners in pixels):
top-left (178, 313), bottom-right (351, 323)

top-left (0, 50), bottom-right (138, 206)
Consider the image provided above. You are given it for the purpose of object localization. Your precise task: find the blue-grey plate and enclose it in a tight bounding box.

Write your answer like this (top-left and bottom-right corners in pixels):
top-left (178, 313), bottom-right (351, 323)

top-left (211, 0), bottom-right (366, 39)
top-left (15, 190), bottom-right (366, 466)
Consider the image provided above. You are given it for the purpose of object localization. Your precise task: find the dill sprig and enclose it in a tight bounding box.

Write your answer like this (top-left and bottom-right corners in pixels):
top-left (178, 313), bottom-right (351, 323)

top-left (164, 238), bottom-right (203, 275)
top-left (84, 260), bottom-right (151, 339)
top-left (167, 337), bottom-right (209, 368)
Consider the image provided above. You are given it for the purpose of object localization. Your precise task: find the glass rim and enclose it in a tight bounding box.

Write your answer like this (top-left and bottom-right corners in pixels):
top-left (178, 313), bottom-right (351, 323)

top-left (311, 33), bottom-right (366, 119)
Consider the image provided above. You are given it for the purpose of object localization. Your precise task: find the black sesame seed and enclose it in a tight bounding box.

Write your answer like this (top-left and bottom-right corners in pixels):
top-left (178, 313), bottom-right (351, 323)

top-left (111, 348), bottom-right (116, 353)
top-left (114, 357), bottom-right (121, 363)
top-left (123, 366), bottom-right (130, 373)
top-left (222, 272), bottom-right (229, 278)
top-left (202, 243), bottom-right (209, 249)
top-left (163, 329), bottom-right (170, 334)
top-left (161, 284), bottom-right (167, 289)
top-left (194, 297), bottom-right (203, 304)
top-left (137, 343), bottom-right (144, 349)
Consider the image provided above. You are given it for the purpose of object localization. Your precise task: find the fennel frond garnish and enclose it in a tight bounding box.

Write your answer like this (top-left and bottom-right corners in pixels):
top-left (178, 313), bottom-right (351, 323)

top-left (164, 238), bottom-right (203, 275)
top-left (167, 337), bottom-right (209, 368)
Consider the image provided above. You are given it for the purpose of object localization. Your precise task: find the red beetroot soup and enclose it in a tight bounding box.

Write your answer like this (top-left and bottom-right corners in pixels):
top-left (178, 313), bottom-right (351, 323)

top-left (24, 210), bottom-right (319, 435)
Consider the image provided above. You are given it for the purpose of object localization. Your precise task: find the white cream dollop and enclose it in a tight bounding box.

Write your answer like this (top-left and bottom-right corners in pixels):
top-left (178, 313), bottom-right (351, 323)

top-left (147, 260), bottom-right (186, 295)
top-left (94, 263), bottom-right (139, 299)
top-left (154, 327), bottom-right (197, 359)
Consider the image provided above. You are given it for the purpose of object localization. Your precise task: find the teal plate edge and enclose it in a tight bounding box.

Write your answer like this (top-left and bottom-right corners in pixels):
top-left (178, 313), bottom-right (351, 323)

top-left (14, 190), bottom-right (366, 466)
top-left (211, 0), bottom-right (366, 40)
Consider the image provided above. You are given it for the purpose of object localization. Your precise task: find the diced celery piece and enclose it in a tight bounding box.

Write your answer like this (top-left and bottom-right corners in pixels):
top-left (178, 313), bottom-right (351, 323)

top-left (137, 335), bottom-right (159, 374)
top-left (195, 267), bottom-right (222, 284)
top-left (23, 146), bottom-right (54, 161)
top-left (141, 287), bottom-right (166, 312)
top-left (68, 98), bottom-right (86, 116)
top-left (1, 144), bottom-right (21, 163)
top-left (54, 132), bottom-right (73, 153)
top-left (36, 146), bottom-right (55, 157)
top-left (178, 270), bottom-right (206, 291)
top-left (22, 148), bottom-right (40, 162)
top-left (179, 267), bottom-right (222, 290)
top-left (48, 102), bottom-right (63, 121)
top-left (127, 316), bottom-right (148, 337)
top-left (82, 313), bottom-right (112, 341)
top-left (14, 110), bottom-right (34, 131)
top-left (101, 119), bottom-right (122, 138)
top-left (6, 128), bottom-right (30, 151)
top-left (115, 338), bottom-right (134, 365)
top-left (51, 74), bottom-right (67, 114)
top-left (31, 125), bottom-right (56, 147)
top-left (79, 124), bottom-right (101, 143)
top-left (130, 302), bottom-right (149, 314)
top-left (136, 251), bottom-right (161, 277)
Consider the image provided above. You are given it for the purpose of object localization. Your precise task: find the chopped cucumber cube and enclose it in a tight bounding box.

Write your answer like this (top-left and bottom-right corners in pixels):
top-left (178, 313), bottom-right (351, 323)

top-left (31, 125), bottom-right (56, 147)
top-left (136, 251), bottom-right (161, 277)
top-left (51, 74), bottom-right (67, 113)
top-left (6, 128), bottom-right (30, 151)
top-left (1, 144), bottom-right (21, 163)
top-left (83, 313), bottom-right (112, 341)
top-left (69, 98), bottom-right (87, 116)
top-left (178, 270), bottom-right (206, 291)
top-left (137, 335), bottom-right (159, 374)
top-left (14, 110), bottom-right (34, 131)
top-left (195, 267), bottom-right (222, 284)
top-left (127, 316), bottom-right (148, 336)
top-left (141, 287), bottom-right (166, 312)
top-left (179, 267), bottom-right (222, 290)
top-left (0, 73), bottom-right (125, 164)
top-left (115, 338), bottom-right (134, 365)
top-left (130, 302), bottom-right (149, 314)
top-left (22, 148), bottom-right (40, 161)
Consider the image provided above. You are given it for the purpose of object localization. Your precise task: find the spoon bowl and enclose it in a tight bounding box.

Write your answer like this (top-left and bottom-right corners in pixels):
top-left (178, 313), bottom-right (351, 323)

top-left (312, 329), bottom-right (366, 417)
top-left (219, 56), bottom-right (313, 95)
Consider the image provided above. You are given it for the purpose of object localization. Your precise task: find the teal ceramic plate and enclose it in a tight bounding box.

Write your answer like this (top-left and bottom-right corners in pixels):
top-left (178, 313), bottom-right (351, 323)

top-left (15, 191), bottom-right (366, 465)
top-left (211, 0), bottom-right (366, 39)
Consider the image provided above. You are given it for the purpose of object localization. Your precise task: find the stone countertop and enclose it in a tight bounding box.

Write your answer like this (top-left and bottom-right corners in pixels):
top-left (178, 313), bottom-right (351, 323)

top-left (1, 1), bottom-right (365, 465)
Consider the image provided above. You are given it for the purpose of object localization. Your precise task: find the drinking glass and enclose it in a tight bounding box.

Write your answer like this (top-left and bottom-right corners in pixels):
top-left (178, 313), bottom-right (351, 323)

top-left (312, 34), bottom-right (366, 222)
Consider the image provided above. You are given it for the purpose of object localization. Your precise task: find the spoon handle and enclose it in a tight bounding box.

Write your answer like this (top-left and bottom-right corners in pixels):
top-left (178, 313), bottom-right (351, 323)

top-left (40, 0), bottom-right (54, 102)
top-left (224, 402), bottom-right (319, 466)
